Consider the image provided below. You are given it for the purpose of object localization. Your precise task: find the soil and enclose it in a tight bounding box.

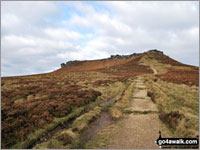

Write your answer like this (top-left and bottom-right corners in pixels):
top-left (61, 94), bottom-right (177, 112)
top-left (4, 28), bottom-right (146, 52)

top-left (80, 111), bottom-right (114, 146)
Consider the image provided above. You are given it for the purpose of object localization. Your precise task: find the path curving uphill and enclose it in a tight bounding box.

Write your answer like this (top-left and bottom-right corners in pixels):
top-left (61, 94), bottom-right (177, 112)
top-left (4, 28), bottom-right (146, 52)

top-left (151, 66), bottom-right (158, 75)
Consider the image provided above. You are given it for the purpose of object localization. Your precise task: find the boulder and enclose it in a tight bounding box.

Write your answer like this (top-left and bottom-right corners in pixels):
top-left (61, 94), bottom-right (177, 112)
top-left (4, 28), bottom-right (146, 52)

top-left (61, 63), bottom-right (65, 68)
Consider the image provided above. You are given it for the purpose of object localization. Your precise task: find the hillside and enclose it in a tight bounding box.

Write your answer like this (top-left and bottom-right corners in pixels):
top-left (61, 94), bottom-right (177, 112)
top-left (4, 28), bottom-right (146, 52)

top-left (55, 49), bottom-right (198, 85)
top-left (1, 49), bottom-right (199, 149)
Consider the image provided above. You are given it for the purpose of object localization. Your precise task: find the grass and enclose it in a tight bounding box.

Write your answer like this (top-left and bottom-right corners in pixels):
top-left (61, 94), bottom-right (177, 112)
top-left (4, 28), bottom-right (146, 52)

top-left (83, 109), bottom-right (130, 149)
top-left (83, 123), bottom-right (119, 149)
top-left (122, 109), bottom-right (157, 114)
top-left (3, 51), bottom-right (198, 149)
top-left (34, 106), bottom-right (103, 149)
top-left (110, 79), bottom-right (135, 120)
top-left (34, 106), bottom-right (101, 149)
top-left (143, 74), bottom-right (199, 138)
top-left (72, 106), bottom-right (102, 132)
top-left (34, 78), bottom-right (134, 149)
top-left (11, 106), bottom-right (85, 149)
top-left (32, 79), bottom-right (129, 149)
top-left (157, 67), bottom-right (199, 86)
top-left (2, 70), bottom-right (119, 148)
top-left (139, 54), bottom-right (169, 74)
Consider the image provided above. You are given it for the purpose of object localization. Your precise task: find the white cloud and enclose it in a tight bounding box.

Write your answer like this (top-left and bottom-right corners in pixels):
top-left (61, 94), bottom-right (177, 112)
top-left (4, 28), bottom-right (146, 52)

top-left (1, 14), bottom-right (21, 32)
top-left (2, 1), bottom-right (59, 23)
top-left (1, 1), bottom-right (199, 76)
top-left (44, 28), bottom-right (83, 41)
top-left (104, 1), bottom-right (198, 30)
top-left (67, 14), bottom-right (91, 27)
top-left (2, 35), bottom-right (76, 51)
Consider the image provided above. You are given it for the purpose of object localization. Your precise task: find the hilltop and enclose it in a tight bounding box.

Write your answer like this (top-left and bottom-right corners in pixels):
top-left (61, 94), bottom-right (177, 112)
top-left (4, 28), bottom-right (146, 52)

top-left (1, 49), bottom-right (199, 149)
top-left (55, 49), bottom-right (198, 86)
top-left (61, 49), bottom-right (163, 67)
top-left (59, 49), bottom-right (164, 71)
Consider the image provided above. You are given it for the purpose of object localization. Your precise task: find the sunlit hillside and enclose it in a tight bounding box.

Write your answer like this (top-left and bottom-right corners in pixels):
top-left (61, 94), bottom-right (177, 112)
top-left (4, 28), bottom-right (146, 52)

top-left (1, 49), bottom-right (199, 149)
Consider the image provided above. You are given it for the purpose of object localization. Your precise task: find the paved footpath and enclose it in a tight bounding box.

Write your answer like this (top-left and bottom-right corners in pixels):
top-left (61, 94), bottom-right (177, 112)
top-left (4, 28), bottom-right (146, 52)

top-left (108, 76), bottom-right (171, 149)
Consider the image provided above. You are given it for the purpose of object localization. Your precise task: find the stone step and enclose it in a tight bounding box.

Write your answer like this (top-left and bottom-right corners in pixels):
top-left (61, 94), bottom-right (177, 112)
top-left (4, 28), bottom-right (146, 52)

top-left (135, 85), bottom-right (146, 89)
top-left (136, 82), bottom-right (144, 85)
top-left (123, 108), bottom-right (158, 114)
top-left (131, 98), bottom-right (157, 112)
top-left (133, 96), bottom-right (151, 100)
top-left (133, 90), bottom-right (147, 97)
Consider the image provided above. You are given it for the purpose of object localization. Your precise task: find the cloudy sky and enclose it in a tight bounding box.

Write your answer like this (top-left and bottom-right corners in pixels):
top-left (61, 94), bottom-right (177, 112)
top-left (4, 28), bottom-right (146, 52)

top-left (1, 1), bottom-right (199, 76)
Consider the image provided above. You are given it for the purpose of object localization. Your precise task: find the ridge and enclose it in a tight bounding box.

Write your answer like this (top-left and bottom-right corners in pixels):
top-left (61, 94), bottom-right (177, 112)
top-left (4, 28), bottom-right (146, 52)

top-left (61, 49), bottom-right (164, 68)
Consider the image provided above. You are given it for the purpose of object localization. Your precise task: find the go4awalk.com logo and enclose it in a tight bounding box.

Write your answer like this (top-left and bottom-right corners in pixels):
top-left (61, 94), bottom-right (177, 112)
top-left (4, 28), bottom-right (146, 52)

top-left (155, 131), bottom-right (199, 149)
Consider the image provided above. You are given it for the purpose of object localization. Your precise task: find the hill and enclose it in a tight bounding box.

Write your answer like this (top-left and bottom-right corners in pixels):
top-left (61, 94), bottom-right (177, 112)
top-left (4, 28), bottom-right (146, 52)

top-left (56, 49), bottom-right (198, 86)
top-left (1, 49), bottom-right (199, 149)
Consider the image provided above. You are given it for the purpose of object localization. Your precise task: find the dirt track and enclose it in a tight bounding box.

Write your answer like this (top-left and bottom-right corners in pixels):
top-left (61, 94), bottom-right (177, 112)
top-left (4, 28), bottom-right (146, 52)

top-left (151, 66), bottom-right (158, 74)
top-left (108, 76), bottom-right (171, 149)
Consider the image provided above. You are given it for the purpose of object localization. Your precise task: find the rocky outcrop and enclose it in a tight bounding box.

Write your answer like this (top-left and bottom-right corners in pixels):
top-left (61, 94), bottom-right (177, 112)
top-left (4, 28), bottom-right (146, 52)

top-left (61, 63), bottom-right (65, 68)
top-left (61, 60), bottom-right (82, 68)
top-left (110, 54), bottom-right (122, 59)
top-left (109, 53), bottom-right (140, 60)
top-left (146, 49), bottom-right (164, 55)
top-left (145, 49), bottom-right (164, 60)
top-left (60, 49), bottom-right (164, 68)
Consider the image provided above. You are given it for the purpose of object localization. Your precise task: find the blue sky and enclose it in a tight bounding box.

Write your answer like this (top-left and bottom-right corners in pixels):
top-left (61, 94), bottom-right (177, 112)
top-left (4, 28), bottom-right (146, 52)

top-left (1, 1), bottom-right (199, 76)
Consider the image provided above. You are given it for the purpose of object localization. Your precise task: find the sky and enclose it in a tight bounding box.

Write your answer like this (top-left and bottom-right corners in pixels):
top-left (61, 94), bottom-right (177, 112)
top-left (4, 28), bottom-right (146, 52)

top-left (1, 1), bottom-right (199, 76)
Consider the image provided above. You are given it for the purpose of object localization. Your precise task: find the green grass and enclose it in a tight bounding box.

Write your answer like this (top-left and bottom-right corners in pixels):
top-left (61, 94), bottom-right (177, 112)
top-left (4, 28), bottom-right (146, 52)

top-left (72, 106), bottom-right (102, 132)
top-left (122, 109), bottom-right (157, 114)
top-left (83, 123), bottom-right (119, 149)
top-left (110, 79), bottom-right (135, 120)
top-left (143, 75), bottom-right (199, 138)
top-left (33, 79), bottom-right (132, 149)
top-left (83, 113), bottom-right (126, 149)
top-left (32, 81), bottom-right (126, 149)
top-left (34, 106), bottom-right (103, 149)
top-left (11, 76), bottom-right (134, 149)
top-left (11, 106), bottom-right (85, 149)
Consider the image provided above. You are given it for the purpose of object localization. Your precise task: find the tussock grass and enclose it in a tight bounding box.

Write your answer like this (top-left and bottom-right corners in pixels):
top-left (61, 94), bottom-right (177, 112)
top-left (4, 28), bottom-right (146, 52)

top-left (94, 81), bottom-right (126, 103)
top-left (139, 55), bottom-right (169, 74)
top-left (34, 106), bottom-right (103, 149)
top-left (83, 123), bottom-right (119, 149)
top-left (72, 106), bottom-right (102, 132)
top-left (32, 78), bottom-right (128, 149)
top-left (12, 106), bottom-right (85, 149)
top-left (2, 68), bottom-right (135, 149)
top-left (110, 80), bottom-right (135, 120)
top-left (143, 75), bottom-right (199, 138)
top-left (123, 109), bottom-right (158, 114)
top-left (2, 71), bottom-right (110, 148)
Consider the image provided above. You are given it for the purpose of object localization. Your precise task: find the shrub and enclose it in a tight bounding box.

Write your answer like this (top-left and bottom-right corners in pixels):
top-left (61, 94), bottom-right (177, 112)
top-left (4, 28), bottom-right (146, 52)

top-left (159, 111), bottom-right (185, 129)
top-left (147, 91), bottom-right (155, 103)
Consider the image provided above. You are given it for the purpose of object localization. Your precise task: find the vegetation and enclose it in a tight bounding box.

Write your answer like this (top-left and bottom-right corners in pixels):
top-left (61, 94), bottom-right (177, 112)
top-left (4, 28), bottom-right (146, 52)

top-left (11, 106), bottom-right (85, 149)
top-left (1, 50), bottom-right (199, 149)
top-left (157, 67), bottom-right (199, 86)
top-left (110, 79), bottom-right (135, 119)
top-left (33, 106), bottom-right (102, 149)
top-left (143, 74), bottom-right (199, 138)
top-left (98, 56), bottom-right (153, 76)
top-left (1, 71), bottom-right (111, 148)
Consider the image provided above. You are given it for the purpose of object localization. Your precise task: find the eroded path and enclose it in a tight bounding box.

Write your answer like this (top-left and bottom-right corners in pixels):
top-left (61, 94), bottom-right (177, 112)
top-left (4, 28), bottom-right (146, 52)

top-left (107, 76), bottom-right (171, 149)
top-left (151, 66), bottom-right (158, 75)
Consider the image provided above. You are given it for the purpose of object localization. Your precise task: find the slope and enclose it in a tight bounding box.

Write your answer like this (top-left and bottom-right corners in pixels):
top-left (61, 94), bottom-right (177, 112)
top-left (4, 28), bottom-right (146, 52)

top-left (1, 49), bottom-right (199, 149)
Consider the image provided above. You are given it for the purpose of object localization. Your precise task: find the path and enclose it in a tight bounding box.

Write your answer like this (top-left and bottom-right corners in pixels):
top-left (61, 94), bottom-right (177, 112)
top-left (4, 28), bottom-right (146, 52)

top-left (151, 66), bottom-right (158, 75)
top-left (108, 76), bottom-right (171, 149)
